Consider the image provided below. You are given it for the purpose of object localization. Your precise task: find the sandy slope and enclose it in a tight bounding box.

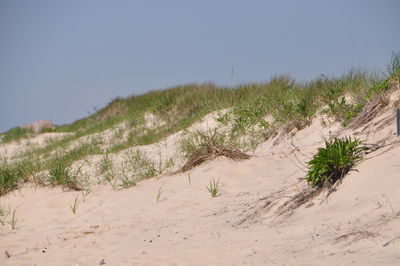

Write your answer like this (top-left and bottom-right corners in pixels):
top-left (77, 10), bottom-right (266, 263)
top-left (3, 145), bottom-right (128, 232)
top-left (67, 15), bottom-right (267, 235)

top-left (1, 102), bottom-right (400, 265)
top-left (0, 133), bottom-right (71, 160)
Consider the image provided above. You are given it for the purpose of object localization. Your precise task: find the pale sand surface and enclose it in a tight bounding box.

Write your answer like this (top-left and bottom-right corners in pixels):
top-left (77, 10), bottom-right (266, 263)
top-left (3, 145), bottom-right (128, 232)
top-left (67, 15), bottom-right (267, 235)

top-left (0, 132), bottom-right (72, 159)
top-left (1, 101), bottom-right (400, 265)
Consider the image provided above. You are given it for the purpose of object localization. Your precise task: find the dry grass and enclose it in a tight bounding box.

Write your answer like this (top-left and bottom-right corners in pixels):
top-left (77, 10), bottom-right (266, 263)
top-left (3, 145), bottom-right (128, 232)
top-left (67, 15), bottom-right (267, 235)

top-left (276, 186), bottom-right (318, 216)
top-left (181, 145), bottom-right (250, 172)
top-left (349, 93), bottom-right (390, 129)
top-left (335, 230), bottom-right (378, 245)
top-left (179, 129), bottom-right (251, 172)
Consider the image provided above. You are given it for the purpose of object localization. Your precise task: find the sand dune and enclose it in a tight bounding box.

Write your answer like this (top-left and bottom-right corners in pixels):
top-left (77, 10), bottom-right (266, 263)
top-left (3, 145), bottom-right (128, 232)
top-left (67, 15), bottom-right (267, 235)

top-left (1, 96), bottom-right (400, 265)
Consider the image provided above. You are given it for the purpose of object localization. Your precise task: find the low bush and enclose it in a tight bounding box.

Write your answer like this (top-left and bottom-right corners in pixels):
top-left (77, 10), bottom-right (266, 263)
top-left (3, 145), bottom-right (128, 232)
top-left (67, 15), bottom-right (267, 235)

top-left (306, 137), bottom-right (365, 188)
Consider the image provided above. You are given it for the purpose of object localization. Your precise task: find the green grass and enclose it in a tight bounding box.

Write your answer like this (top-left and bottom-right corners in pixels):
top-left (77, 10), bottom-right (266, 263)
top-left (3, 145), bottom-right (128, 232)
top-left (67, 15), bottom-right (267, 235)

top-left (8, 208), bottom-right (17, 230)
top-left (0, 161), bottom-right (22, 196)
top-left (156, 183), bottom-right (166, 202)
top-left (0, 127), bottom-right (33, 144)
top-left (47, 155), bottom-right (84, 191)
top-left (97, 154), bottom-right (113, 175)
top-left (118, 150), bottom-right (159, 187)
top-left (180, 129), bottom-right (233, 159)
top-left (0, 204), bottom-right (6, 226)
top-left (0, 205), bottom-right (18, 229)
top-left (98, 149), bottom-right (168, 189)
top-left (387, 51), bottom-right (400, 77)
top-left (206, 178), bottom-right (220, 197)
top-left (70, 194), bottom-right (79, 214)
top-left (306, 137), bottom-right (366, 188)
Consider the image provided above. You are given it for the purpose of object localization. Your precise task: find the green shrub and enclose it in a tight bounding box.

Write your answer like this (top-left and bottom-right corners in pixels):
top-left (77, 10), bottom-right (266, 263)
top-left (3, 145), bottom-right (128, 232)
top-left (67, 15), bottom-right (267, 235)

top-left (306, 137), bottom-right (365, 188)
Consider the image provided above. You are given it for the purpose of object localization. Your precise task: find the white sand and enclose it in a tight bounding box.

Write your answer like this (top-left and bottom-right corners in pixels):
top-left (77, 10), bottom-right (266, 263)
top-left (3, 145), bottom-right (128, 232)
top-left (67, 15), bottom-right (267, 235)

top-left (1, 98), bottom-right (400, 265)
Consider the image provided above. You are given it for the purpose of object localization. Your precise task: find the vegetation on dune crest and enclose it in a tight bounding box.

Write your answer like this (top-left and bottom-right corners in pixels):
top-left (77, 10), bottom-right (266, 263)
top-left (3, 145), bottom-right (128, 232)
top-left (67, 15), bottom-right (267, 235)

top-left (1, 127), bottom-right (33, 144)
top-left (0, 52), bottom-right (399, 196)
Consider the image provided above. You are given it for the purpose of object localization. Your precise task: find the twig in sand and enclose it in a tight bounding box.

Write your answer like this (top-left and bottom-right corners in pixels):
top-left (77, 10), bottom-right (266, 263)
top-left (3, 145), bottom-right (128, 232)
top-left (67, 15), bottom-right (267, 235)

top-left (383, 235), bottom-right (400, 247)
top-left (277, 148), bottom-right (307, 172)
top-left (382, 194), bottom-right (396, 217)
top-left (285, 140), bottom-right (311, 159)
top-left (335, 230), bottom-right (378, 244)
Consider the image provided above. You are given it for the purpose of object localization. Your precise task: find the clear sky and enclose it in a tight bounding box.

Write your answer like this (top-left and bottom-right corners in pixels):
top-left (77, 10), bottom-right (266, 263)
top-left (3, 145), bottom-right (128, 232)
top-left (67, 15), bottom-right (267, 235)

top-left (0, 0), bottom-right (399, 132)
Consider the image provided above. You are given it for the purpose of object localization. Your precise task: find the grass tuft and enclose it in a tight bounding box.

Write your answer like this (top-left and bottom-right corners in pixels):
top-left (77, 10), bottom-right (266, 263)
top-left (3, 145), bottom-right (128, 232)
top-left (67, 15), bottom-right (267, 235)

top-left (0, 162), bottom-right (20, 196)
top-left (306, 136), bottom-right (366, 189)
top-left (47, 155), bottom-right (83, 191)
top-left (70, 194), bottom-right (79, 214)
top-left (0, 127), bottom-right (33, 144)
top-left (206, 178), bottom-right (220, 197)
top-left (180, 129), bottom-right (250, 172)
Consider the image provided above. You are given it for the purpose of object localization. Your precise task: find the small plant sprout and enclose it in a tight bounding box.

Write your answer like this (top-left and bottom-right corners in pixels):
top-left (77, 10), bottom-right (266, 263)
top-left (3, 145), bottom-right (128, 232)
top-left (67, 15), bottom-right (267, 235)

top-left (8, 207), bottom-right (18, 230)
top-left (70, 194), bottom-right (80, 214)
top-left (0, 204), bottom-right (7, 226)
top-left (156, 183), bottom-right (166, 202)
top-left (206, 178), bottom-right (220, 197)
top-left (187, 172), bottom-right (192, 187)
top-left (81, 188), bottom-right (91, 202)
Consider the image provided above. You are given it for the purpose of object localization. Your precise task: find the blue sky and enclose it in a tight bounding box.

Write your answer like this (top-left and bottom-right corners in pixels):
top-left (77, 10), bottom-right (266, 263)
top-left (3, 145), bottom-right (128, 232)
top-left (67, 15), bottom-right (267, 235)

top-left (0, 0), bottom-right (399, 132)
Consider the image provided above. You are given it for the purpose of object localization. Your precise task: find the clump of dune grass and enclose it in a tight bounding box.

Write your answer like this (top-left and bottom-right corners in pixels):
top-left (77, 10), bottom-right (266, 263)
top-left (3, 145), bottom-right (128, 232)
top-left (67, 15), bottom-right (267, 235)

top-left (179, 129), bottom-right (250, 172)
top-left (101, 149), bottom-right (170, 189)
top-left (97, 154), bottom-right (113, 175)
top-left (0, 162), bottom-right (21, 196)
top-left (47, 154), bottom-right (83, 191)
top-left (387, 51), bottom-right (400, 77)
top-left (0, 158), bottom-right (44, 196)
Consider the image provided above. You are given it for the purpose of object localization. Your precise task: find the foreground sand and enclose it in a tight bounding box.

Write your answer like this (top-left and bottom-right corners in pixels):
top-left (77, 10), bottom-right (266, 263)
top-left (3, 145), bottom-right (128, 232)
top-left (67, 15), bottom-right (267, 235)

top-left (1, 106), bottom-right (400, 265)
